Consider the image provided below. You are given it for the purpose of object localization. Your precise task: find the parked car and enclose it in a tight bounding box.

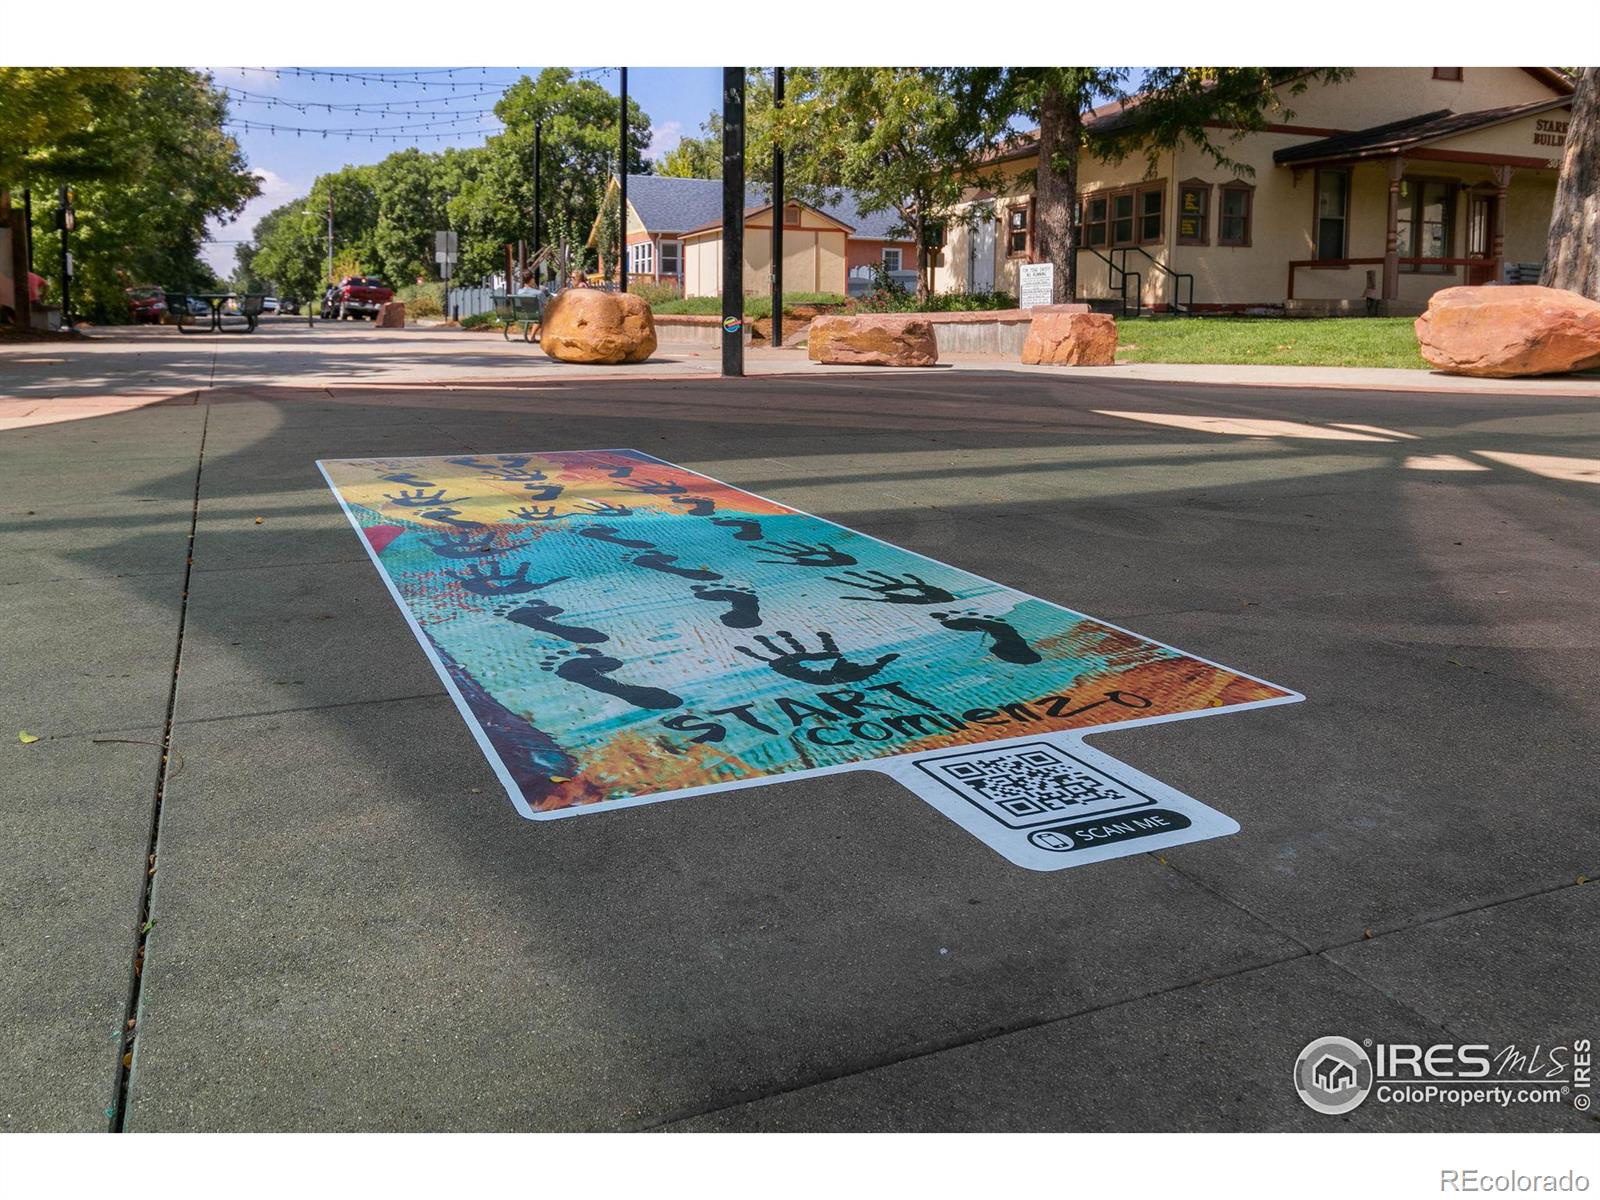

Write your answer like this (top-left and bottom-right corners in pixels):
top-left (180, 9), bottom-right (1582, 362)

top-left (321, 275), bottom-right (394, 320)
top-left (261, 296), bottom-right (280, 313)
top-left (125, 286), bottom-right (166, 324)
top-left (278, 296), bottom-right (300, 315)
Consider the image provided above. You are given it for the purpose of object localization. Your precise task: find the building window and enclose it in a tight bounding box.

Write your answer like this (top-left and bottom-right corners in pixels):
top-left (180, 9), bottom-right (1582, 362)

top-left (1314, 168), bottom-right (1350, 260)
top-left (1397, 178), bottom-right (1456, 273)
top-left (658, 239), bottom-right (682, 277)
top-left (1432, 68), bottom-right (1463, 81)
top-left (1177, 180), bottom-right (1210, 245)
top-left (628, 241), bottom-right (655, 276)
top-left (1137, 184), bottom-right (1165, 244)
top-left (784, 203), bottom-right (803, 227)
top-left (1007, 203), bottom-right (1032, 257)
top-left (1082, 195), bottom-right (1109, 248)
top-left (1111, 192), bottom-right (1136, 246)
top-left (1218, 183), bottom-right (1254, 247)
top-left (881, 248), bottom-right (902, 273)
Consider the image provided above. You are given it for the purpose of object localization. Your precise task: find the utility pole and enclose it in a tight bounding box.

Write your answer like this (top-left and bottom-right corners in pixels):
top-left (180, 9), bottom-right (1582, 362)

top-left (618, 67), bottom-right (629, 294)
top-left (532, 122), bottom-right (542, 286)
top-left (771, 67), bottom-right (785, 349)
top-left (721, 67), bottom-right (745, 378)
top-left (326, 192), bottom-right (335, 290)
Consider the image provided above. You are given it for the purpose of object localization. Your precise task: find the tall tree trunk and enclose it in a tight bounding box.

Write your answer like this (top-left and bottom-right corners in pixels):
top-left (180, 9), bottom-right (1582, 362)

top-left (1034, 75), bottom-right (1082, 304)
top-left (1541, 67), bottom-right (1599, 299)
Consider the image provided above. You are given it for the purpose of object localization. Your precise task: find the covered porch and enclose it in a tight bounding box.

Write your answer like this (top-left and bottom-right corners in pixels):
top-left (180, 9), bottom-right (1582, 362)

top-left (1274, 99), bottom-right (1566, 314)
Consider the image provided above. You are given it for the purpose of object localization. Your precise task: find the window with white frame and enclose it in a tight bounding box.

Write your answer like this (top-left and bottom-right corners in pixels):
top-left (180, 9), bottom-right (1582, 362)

top-left (628, 241), bottom-right (655, 276)
top-left (658, 239), bottom-right (682, 277)
top-left (882, 248), bottom-right (902, 272)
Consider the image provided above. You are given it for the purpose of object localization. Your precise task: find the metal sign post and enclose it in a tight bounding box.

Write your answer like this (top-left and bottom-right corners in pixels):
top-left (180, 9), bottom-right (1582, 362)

top-left (436, 230), bottom-right (459, 319)
top-left (619, 67), bottom-right (629, 295)
top-left (721, 67), bottom-right (745, 378)
top-left (771, 67), bottom-right (785, 349)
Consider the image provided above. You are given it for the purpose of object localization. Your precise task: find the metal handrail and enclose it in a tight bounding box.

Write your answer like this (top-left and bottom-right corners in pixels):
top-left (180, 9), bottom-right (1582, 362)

top-left (1113, 247), bottom-right (1194, 315)
top-left (1084, 248), bottom-right (1141, 318)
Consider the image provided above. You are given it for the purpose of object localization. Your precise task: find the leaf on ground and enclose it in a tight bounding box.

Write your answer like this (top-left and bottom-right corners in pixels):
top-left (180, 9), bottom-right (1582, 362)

top-left (1445, 657), bottom-right (1464, 667)
top-left (254, 516), bottom-right (264, 524)
top-left (18, 730), bottom-right (40, 744)
top-left (140, 918), bottom-right (156, 935)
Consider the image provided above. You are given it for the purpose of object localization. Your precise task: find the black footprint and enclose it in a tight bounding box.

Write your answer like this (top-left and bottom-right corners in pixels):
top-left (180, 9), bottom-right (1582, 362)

top-left (690, 583), bottom-right (762, 629)
top-left (929, 610), bottom-right (1042, 665)
top-left (710, 517), bottom-right (764, 542)
top-left (497, 600), bottom-right (609, 644)
top-left (622, 550), bottom-right (722, 581)
top-left (538, 648), bottom-right (682, 710)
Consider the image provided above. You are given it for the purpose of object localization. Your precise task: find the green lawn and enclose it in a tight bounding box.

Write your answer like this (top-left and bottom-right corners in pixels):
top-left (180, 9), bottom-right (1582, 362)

top-left (1114, 316), bottom-right (1427, 369)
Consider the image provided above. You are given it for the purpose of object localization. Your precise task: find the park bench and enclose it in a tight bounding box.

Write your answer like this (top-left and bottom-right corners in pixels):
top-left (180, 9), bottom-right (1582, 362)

top-left (491, 293), bottom-right (545, 342)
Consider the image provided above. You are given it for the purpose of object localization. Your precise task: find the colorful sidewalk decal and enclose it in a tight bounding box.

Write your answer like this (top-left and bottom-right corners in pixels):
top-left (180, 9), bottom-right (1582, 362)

top-left (319, 449), bottom-right (1301, 870)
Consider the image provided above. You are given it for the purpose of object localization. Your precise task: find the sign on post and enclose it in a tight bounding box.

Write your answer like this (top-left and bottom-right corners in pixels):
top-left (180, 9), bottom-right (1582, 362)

top-left (1018, 262), bottom-right (1054, 308)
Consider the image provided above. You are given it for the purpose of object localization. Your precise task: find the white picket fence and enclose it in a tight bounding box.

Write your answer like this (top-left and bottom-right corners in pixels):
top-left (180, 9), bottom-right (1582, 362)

top-left (446, 285), bottom-right (497, 319)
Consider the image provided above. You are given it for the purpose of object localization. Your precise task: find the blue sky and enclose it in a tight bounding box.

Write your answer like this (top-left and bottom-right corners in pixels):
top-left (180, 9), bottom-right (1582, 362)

top-left (203, 66), bottom-right (725, 274)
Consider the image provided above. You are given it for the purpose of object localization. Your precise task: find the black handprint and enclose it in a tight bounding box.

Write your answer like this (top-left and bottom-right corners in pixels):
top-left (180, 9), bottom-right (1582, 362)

top-left (517, 483), bottom-right (564, 501)
top-left (510, 504), bottom-right (567, 522)
top-left (622, 550), bottom-right (722, 581)
top-left (669, 495), bottom-right (717, 517)
top-left (379, 471), bottom-right (435, 487)
top-left (607, 465), bottom-right (635, 479)
top-left (575, 499), bottom-right (632, 518)
top-left (447, 562), bottom-right (568, 596)
top-left (619, 478), bottom-right (687, 496)
top-left (385, 488), bottom-right (461, 508)
top-left (755, 539), bottom-right (858, 568)
top-left (711, 517), bottom-right (764, 542)
top-left (424, 529), bottom-right (511, 559)
top-left (494, 455), bottom-right (538, 471)
top-left (578, 525), bottom-right (655, 550)
top-left (825, 569), bottom-right (956, 605)
top-left (735, 630), bottom-right (898, 685)
top-left (420, 507), bottom-right (486, 531)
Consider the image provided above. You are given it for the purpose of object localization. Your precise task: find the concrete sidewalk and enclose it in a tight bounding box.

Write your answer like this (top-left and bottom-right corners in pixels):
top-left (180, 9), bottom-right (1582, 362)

top-left (2, 334), bottom-right (1597, 1132)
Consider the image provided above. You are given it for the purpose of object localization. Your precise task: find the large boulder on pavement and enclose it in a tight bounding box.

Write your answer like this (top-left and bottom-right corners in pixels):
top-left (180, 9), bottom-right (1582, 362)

top-left (540, 289), bottom-right (657, 364)
top-left (1021, 309), bottom-right (1118, 366)
top-left (1414, 285), bottom-right (1600, 377)
top-left (374, 301), bottom-right (405, 328)
top-left (808, 315), bottom-right (938, 366)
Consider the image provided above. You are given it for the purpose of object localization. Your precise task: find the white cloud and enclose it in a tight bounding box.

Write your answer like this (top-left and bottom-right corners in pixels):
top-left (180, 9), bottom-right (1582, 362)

top-left (644, 120), bottom-right (683, 161)
top-left (202, 167), bottom-right (304, 277)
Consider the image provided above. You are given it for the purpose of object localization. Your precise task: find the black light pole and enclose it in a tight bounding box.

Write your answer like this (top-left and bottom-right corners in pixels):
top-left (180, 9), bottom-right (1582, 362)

top-left (618, 67), bottom-right (628, 294)
top-left (770, 67), bottom-right (785, 349)
top-left (721, 67), bottom-right (745, 378)
top-left (532, 122), bottom-right (542, 286)
top-left (22, 189), bottom-right (33, 269)
top-left (57, 184), bottom-right (71, 326)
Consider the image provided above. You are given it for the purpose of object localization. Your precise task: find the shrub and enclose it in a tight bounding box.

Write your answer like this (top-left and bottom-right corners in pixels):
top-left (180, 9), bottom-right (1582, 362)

top-left (630, 279), bottom-right (683, 308)
top-left (459, 311), bottom-right (501, 330)
top-left (397, 282), bottom-right (445, 320)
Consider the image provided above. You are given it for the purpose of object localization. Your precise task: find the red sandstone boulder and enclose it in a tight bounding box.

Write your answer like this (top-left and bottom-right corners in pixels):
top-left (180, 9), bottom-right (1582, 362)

top-left (1021, 310), bottom-right (1118, 366)
top-left (541, 289), bottom-right (657, 364)
top-left (374, 301), bottom-right (405, 328)
top-left (1414, 285), bottom-right (1600, 377)
top-left (808, 315), bottom-right (938, 366)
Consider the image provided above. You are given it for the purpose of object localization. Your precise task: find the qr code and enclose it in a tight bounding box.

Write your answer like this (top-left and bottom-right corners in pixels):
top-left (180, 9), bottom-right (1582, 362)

top-left (917, 743), bottom-right (1152, 828)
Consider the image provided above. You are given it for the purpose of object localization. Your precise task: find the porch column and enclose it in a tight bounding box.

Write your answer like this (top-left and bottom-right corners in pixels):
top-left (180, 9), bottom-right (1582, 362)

top-left (1383, 156), bottom-right (1405, 302)
top-left (1491, 164), bottom-right (1513, 282)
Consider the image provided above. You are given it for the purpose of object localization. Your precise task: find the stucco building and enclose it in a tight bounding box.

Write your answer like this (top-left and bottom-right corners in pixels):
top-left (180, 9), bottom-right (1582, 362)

top-left (593, 174), bottom-right (918, 297)
top-left (933, 67), bottom-right (1575, 314)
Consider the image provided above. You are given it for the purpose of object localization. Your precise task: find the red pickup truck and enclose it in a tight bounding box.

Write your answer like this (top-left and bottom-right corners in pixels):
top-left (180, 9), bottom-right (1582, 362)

top-left (321, 275), bottom-right (394, 320)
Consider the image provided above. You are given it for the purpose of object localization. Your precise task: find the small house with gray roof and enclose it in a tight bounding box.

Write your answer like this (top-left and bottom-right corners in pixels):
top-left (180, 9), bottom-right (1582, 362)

top-left (592, 174), bottom-right (918, 297)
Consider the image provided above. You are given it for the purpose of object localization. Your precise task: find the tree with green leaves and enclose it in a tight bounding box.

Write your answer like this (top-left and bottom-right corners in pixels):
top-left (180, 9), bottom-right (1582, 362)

top-left (655, 114), bottom-right (722, 179)
top-left (3, 68), bottom-right (258, 320)
top-left (767, 68), bottom-right (1009, 299)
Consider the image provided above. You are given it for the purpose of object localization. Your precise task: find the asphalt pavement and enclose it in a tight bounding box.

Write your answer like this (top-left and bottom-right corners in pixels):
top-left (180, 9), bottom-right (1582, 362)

top-left (3, 322), bottom-right (1596, 1131)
